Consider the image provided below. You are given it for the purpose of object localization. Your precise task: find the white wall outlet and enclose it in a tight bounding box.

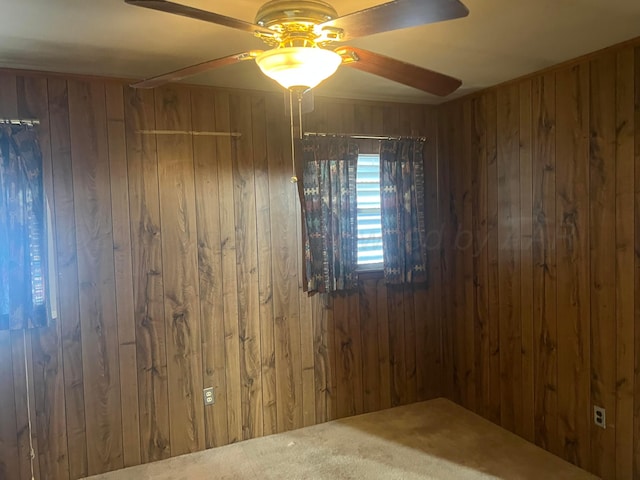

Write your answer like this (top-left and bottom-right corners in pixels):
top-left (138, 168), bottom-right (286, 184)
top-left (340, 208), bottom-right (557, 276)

top-left (203, 387), bottom-right (215, 406)
top-left (593, 406), bottom-right (606, 429)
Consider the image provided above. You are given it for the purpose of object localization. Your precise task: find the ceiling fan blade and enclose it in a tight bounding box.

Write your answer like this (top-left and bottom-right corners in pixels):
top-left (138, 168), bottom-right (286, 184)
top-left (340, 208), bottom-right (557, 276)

top-left (125, 0), bottom-right (274, 36)
top-left (320, 0), bottom-right (468, 42)
top-left (132, 51), bottom-right (262, 89)
top-left (335, 47), bottom-right (461, 97)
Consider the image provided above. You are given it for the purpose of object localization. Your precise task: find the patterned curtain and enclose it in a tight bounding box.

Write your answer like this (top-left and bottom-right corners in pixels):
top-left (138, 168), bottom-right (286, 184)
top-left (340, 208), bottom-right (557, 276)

top-left (299, 137), bottom-right (359, 293)
top-left (380, 139), bottom-right (428, 284)
top-left (0, 125), bottom-right (48, 330)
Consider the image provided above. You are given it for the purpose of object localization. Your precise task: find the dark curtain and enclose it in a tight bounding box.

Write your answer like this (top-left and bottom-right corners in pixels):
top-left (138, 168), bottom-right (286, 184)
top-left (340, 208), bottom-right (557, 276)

top-left (0, 125), bottom-right (48, 330)
top-left (299, 137), bottom-right (359, 293)
top-left (380, 139), bottom-right (428, 284)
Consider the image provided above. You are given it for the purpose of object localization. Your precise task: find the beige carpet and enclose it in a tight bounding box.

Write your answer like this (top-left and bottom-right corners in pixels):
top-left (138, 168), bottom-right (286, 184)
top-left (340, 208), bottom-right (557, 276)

top-left (87, 398), bottom-right (596, 480)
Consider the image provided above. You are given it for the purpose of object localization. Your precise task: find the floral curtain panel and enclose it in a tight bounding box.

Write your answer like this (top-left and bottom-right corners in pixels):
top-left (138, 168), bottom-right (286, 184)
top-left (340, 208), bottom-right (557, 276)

top-left (0, 125), bottom-right (48, 330)
top-left (299, 137), bottom-right (359, 293)
top-left (380, 139), bottom-right (428, 284)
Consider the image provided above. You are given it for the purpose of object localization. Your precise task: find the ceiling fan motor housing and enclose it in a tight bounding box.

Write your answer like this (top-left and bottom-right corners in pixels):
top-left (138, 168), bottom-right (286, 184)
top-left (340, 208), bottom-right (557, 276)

top-left (255, 0), bottom-right (338, 28)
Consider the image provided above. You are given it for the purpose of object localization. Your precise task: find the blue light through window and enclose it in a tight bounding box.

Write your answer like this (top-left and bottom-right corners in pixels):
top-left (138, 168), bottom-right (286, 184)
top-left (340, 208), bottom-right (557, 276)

top-left (356, 154), bottom-right (383, 266)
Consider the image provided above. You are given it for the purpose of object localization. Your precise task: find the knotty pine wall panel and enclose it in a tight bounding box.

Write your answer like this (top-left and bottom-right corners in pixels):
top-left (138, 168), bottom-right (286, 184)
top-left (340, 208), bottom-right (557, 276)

top-left (0, 72), bottom-right (443, 480)
top-left (437, 41), bottom-right (640, 480)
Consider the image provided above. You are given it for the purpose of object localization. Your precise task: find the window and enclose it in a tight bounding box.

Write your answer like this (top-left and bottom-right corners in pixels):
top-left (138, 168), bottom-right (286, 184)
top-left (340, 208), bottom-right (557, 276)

top-left (356, 154), bottom-right (383, 266)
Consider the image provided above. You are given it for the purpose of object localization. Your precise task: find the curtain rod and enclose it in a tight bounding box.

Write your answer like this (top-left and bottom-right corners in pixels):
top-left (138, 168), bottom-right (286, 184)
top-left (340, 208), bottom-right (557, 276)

top-left (0, 118), bottom-right (40, 126)
top-left (137, 129), bottom-right (241, 137)
top-left (303, 132), bottom-right (426, 142)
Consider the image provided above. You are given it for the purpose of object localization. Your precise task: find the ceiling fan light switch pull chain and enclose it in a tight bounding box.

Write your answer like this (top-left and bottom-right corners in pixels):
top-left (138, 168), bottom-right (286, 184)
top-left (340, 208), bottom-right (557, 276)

top-left (289, 89), bottom-right (298, 183)
top-left (298, 90), bottom-right (304, 140)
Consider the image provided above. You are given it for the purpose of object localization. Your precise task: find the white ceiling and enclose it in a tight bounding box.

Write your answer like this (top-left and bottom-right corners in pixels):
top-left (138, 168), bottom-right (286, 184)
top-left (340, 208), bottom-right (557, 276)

top-left (1, 0), bottom-right (640, 104)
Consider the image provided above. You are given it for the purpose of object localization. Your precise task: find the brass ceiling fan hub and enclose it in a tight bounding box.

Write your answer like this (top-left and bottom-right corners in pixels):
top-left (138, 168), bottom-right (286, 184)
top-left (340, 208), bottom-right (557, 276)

top-left (254, 0), bottom-right (341, 46)
top-left (255, 0), bottom-right (338, 28)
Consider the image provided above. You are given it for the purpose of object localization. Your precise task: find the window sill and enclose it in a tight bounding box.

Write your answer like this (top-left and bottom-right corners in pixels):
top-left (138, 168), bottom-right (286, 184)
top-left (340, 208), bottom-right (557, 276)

top-left (356, 263), bottom-right (383, 274)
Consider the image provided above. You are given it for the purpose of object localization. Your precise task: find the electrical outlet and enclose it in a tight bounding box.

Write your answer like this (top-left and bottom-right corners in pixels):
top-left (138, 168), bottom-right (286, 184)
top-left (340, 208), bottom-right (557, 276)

top-left (594, 406), bottom-right (606, 429)
top-left (203, 387), bottom-right (215, 406)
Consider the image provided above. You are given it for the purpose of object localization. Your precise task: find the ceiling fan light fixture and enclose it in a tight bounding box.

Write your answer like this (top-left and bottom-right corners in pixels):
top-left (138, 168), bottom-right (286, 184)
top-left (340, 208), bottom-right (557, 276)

top-left (255, 47), bottom-right (342, 89)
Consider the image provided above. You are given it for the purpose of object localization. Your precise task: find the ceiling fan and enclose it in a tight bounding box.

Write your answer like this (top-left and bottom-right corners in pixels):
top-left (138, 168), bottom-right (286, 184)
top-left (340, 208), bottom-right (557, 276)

top-left (125, 0), bottom-right (469, 96)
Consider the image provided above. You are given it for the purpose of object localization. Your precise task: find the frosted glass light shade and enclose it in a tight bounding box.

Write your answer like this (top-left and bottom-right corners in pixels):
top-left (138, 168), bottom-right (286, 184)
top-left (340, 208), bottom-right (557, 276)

top-left (256, 47), bottom-right (342, 89)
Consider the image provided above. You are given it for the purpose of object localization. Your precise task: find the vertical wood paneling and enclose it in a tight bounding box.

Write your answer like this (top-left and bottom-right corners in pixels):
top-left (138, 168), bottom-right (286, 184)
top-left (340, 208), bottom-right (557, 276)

top-left (614, 47), bottom-right (635, 480)
top-left (531, 72), bottom-right (559, 455)
top-left (403, 286), bottom-right (418, 406)
top-left (461, 100), bottom-right (476, 412)
top-left (214, 91), bottom-right (243, 443)
top-left (438, 103), bottom-right (455, 401)
top-left (471, 94), bottom-right (490, 418)
top-left (485, 91), bottom-right (502, 425)
top-left (449, 101), bottom-right (465, 406)
top-left (311, 295), bottom-right (328, 421)
top-left (124, 87), bottom-right (170, 463)
top-left (229, 94), bottom-right (264, 438)
top-left (251, 94), bottom-right (278, 436)
top-left (349, 291), bottom-right (364, 414)
top-left (266, 94), bottom-right (303, 432)
top-left (316, 295), bottom-right (333, 418)
top-left (439, 41), bottom-right (640, 480)
top-left (155, 85), bottom-right (204, 455)
top-left (68, 79), bottom-right (123, 475)
top-left (30, 316), bottom-right (69, 480)
top-left (376, 279), bottom-right (392, 410)
top-left (421, 107), bottom-right (442, 401)
top-left (589, 53), bottom-right (617, 478)
top-left (328, 103), bottom-right (358, 418)
top-left (0, 330), bottom-right (19, 480)
top-left (555, 64), bottom-right (591, 470)
top-left (190, 87), bottom-right (229, 449)
top-left (387, 286), bottom-right (406, 407)
top-left (10, 330), bottom-right (40, 480)
top-left (251, 96), bottom-right (278, 435)
top-left (497, 84), bottom-right (522, 434)
top-left (294, 105), bottom-right (315, 429)
top-left (316, 293), bottom-right (336, 423)
top-left (360, 276), bottom-right (381, 413)
top-left (633, 45), bottom-right (640, 480)
top-left (105, 82), bottom-right (141, 468)
top-left (298, 290), bottom-right (316, 427)
top-left (412, 285), bottom-right (429, 402)
top-left (334, 293), bottom-right (351, 417)
top-left (0, 72), bottom-right (18, 115)
top-left (48, 77), bottom-right (87, 479)
top-left (297, 243), bottom-right (316, 429)
top-left (519, 80), bottom-right (535, 443)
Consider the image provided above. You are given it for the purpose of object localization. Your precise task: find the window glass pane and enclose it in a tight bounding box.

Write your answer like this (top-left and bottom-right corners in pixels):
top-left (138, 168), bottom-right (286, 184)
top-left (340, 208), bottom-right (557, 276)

top-left (356, 154), bottom-right (383, 265)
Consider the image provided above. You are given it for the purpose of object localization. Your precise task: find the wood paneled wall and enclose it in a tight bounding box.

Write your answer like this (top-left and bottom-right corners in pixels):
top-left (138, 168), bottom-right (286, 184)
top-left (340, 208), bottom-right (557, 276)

top-left (437, 42), bottom-right (640, 479)
top-left (0, 72), bottom-right (442, 480)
